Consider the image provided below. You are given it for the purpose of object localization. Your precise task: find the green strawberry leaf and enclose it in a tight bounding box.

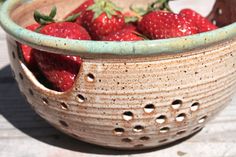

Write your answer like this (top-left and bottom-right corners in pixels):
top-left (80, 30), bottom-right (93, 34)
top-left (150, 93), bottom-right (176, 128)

top-left (125, 16), bottom-right (139, 23)
top-left (131, 0), bottom-right (173, 16)
top-left (93, 10), bottom-right (103, 20)
top-left (133, 31), bottom-right (149, 40)
top-left (49, 6), bottom-right (57, 19)
top-left (64, 13), bottom-right (81, 22)
top-left (34, 9), bottom-right (55, 24)
top-left (87, 0), bottom-right (122, 20)
top-left (39, 18), bottom-right (50, 25)
top-left (35, 25), bottom-right (45, 33)
top-left (34, 10), bottom-right (42, 23)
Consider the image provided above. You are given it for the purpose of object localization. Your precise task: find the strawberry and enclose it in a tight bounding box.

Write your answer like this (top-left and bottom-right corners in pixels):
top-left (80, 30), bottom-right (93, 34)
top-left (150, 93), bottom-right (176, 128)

top-left (102, 26), bottom-right (144, 41)
top-left (65, 0), bottom-right (94, 25)
top-left (20, 24), bottom-right (55, 89)
top-left (32, 50), bottom-right (82, 92)
top-left (138, 11), bottom-right (198, 39)
top-left (20, 23), bottom-right (40, 72)
top-left (123, 24), bottom-right (138, 32)
top-left (133, 0), bottom-right (218, 39)
top-left (39, 22), bottom-right (91, 40)
top-left (81, 0), bottom-right (125, 40)
top-left (179, 9), bottom-right (218, 33)
top-left (32, 7), bottom-right (91, 92)
top-left (33, 22), bottom-right (90, 92)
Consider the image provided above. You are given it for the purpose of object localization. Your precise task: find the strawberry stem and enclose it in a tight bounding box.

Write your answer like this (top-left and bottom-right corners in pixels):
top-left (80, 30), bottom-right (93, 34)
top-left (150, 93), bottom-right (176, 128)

top-left (130, 6), bottom-right (147, 16)
top-left (153, 0), bottom-right (173, 12)
top-left (133, 31), bottom-right (149, 40)
top-left (131, 0), bottom-right (173, 16)
top-left (35, 25), bottom-right (45, 33)
top-left (125, 16), bottom-right (139, 23)
top-left (33, 6), bottom-right (80, 32)
top-left (87, 0), bottom-right (122, 20)
top-left (63, 13), bottom-right (81, 22)
top-left (34, 7), bottom-right (56, 25)
top-left (49, 6), bottom-right (57, 19)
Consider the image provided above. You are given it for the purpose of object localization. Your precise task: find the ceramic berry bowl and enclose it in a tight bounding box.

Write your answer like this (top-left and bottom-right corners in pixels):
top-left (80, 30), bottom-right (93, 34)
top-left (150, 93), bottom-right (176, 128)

top-left (0, 0), bottom-right (236, 150)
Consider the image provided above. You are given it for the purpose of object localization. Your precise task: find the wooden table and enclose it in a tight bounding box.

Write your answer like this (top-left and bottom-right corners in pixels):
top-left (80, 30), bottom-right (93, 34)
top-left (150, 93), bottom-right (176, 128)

top-left (1, 17), bottom-right (236, 157)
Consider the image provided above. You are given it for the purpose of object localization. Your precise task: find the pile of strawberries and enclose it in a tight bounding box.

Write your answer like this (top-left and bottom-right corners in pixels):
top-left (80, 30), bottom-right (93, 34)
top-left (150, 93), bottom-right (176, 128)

top-left (22, 0), bottom-right (218, 92)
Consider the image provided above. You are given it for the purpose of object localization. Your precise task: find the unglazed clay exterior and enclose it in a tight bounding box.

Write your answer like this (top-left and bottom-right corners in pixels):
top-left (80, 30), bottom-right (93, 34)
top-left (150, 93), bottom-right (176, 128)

top-left (2, 0), bottom-right (236, 150)
top-left (8, 36), bottom-right (236, 149)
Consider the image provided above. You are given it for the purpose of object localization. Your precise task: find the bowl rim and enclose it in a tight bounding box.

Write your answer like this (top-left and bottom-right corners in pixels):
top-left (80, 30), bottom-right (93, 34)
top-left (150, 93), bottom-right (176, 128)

top-left (0, 0), bottom-right (236, 56)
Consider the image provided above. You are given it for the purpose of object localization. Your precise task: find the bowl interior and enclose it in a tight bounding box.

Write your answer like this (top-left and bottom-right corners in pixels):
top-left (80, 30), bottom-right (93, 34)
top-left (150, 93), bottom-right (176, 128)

top-left (11, 0), bottom-right (155, 27)
top-left (10, 0), bottom-right (236, 28)
top-left (208, 0), bottom-right (236, 27)
top-left (0, 0), bottom-right (235, 56)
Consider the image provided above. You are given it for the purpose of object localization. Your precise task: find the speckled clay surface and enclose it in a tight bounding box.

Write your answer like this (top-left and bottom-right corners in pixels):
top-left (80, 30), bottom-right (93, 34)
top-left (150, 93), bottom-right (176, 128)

top-left (1, 0), bottom-right (236, 150)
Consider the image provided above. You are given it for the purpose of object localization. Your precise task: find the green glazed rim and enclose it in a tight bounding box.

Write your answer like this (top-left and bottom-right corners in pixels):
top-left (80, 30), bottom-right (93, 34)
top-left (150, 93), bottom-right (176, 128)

top-left (0, 0), bottom-right (236, 56)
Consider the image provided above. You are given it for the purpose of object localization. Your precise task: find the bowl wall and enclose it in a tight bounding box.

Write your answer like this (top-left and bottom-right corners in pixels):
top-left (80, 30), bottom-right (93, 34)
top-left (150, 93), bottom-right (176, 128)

top-left (7, 35), bottom-right (236, 149)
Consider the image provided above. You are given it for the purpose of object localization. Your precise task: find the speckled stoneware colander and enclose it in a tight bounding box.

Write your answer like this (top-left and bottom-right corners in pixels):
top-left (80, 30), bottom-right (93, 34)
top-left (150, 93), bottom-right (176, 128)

top-left (0, 0), bottom-right (236, 150)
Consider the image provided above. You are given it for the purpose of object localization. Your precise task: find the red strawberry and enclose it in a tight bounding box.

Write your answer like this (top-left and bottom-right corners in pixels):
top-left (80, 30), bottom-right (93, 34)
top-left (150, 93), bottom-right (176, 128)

top-left (65, 0), bottom-right (94, 25)
top-left (138, 11), bottom-right (198, 39)
top-left (101, 29), bottom-right (143, 41)
top-left (180, 9), bottom-right (218, 33)
top-left (32, 50), bottom-right (82, 92)
top-left (32, 22), bottom-right (90, 92)
top-left (102, 25), bottom-right (143, 41)
top-left (33, 22), bottom-right (90, 92)
top-left (123, 24), bottom-right (138, 31)
top-left (82, 0), bottom-right (125, 40)
top-left (40, 22), bottom-right (91, 40)
top-left (31, 2), bottom-right (92, 93)
top-left (21, 23), bottom-right (40, 72)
